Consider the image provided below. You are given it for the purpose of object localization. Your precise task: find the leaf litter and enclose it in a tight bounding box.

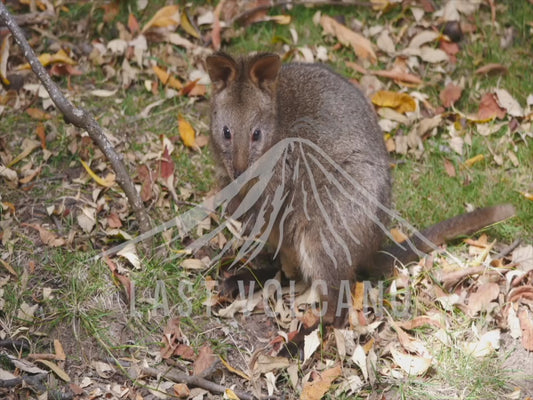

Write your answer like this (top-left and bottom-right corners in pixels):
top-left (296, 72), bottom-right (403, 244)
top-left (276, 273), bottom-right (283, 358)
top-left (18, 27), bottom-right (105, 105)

top-left (0, 0), bottom-right (532, 399)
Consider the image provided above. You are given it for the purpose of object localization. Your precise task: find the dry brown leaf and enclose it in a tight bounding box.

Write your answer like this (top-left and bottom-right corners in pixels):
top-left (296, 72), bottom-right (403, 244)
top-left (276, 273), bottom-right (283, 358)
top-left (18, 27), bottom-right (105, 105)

top-left (475, 63), bottom-right (508, 76)
top-left (494, 88), bottom-right (524, 117)
top-left (128, 13), bottom-right (140, 35)
top-left (443, 158), bottom-right (456, 177)
top-left (193, 345), bottom-right (217, 376)
top-left (396, 315), bottom-right (443, 330)
top-left (439, 82), bottom-right (462, 107)
top-left (161, 317), bottom-right (184, 359)
top-left (26, 108), bottom-right (52, 120)
top-left (467, 283), bottom-right (500, 316)
top-left (173, 383), bottom-right (190, 399)
top-left (320, 15), bottom-right (377, 64)
top-left (300, 364), bottom-right (342, 400)
top-left (23, 224), bottom-right (65, 247)
top-left (54, 340), bottom-right (66, 361)
top-left (517, 307), bottom-right (533, 351)
top-left (477, 93), bottom-right (506, 120)
top-left (372, 68), bottom-right (422, 85)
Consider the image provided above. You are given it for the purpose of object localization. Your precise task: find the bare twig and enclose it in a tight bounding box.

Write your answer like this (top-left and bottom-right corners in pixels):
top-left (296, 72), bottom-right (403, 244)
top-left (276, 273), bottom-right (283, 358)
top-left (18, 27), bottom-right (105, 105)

top-left (141, 366), bottom-right (279, 400)
top-left (0, 4), bottom-right (152, 246)
top-left (231, 0), bottom-right (374, 25)
top-left (494, 238), bottom-right (522, 260)
top-left (0, 11), bottom-right (54, 27)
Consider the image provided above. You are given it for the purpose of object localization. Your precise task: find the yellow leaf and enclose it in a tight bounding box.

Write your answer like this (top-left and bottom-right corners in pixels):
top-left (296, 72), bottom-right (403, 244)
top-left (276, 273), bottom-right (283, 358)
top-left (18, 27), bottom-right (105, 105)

top-left (153, 65), bottom-right (170, 84)
top-left (180, 9), bottom-right (201, 39)
top-left (17, 50), bottom-right (75, 70)
top-left (462, 154), bottom-right (484, 168)
top-left (224, 388), bottom-right (240, 400)
top-left (521, 191), bottom-right (533, 201)
top-left (49, 49), bottom-right (76, 65)
top-left (80, 159), bottom-right (115, 187)
top-left (270, 15), bottom-right (292, 25)
top-left (219, 356), bottom-right (251, 381)
top-left (142, 5), bottom-right (180, 33)
top-left (178, 114), bottom-right (198, 150)
top-left (371, 90), bottom-right (416, 113)
top-left (0, 33), bottom-right (10, 85)
top-left (7, 139), bottom-right (40, 167)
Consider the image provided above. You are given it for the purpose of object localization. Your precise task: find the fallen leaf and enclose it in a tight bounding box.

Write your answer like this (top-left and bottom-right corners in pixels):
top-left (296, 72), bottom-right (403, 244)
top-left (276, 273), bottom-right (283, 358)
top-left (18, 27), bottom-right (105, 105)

top-left (303, 328), bottom-right (321, 362)
top-left (54, 340), bottom-right (66, 361)
top-left (0, 259), bottom-right (17, 276)
top-left (443, 158), bottom-right (456, 177)
top-left (7, 138), bottom-right (40, 168)
top-left (371, 90), bottom-right (416, 113)
top-left (463, 329), bottom-right (500, 357)
top-left (372, 68), bottom-right (422, 85)
top-left (300, 364), bottom-right (342, 400)
top-left (36, 359), bottom-right (70, 382)
top-left (220, 356), bottom-right (251, 380)
top-left (23, 224), bottom-right (65, 247)
top-left (408, 30), bottom-right (439, 49)
top-left (253, 354), bottom-right (290, 375)
top-left (320, 15), bottom-right (377, 64)
top-left (26, 108), bottom-right (52, 120)
top-left (517, 307), bottom-right (533, 351)
top-left (117, 243), bottom-right (141, 270)
top-left (462, 154), bottom-right (484, 168)
top-left (390, 348), bottom-right (431, 376)
top-left (178, 114), bottom-right (198, 149)
top-left (80, 159), bottom-right (115, 188)
top-left (142, 5), bottom-right (180, 33)
top-left (477, 93), bottom-right (506, 120)
top-left (193, 345), bottom-right (216, 376)
top-left (396, 315), bottom-right (443, 330)
top-left (440, 82), bottom-right (462, 107)
top-left (494, 88), bottom-right (524, 117)
top-left (0, 33), bottom-right (10, 85)
top-left (180, 8), bottom-right (201, 38)
top-left (419, 46), bottom-right (448, 63)
top-left (467, 282), bottom-right (500, 316)
top-left (173, 383), bottom-right (190, 399)
top-left (128, 13), bottom-right (140, 35)
top-left (475, 63), bottom-right (508, 76)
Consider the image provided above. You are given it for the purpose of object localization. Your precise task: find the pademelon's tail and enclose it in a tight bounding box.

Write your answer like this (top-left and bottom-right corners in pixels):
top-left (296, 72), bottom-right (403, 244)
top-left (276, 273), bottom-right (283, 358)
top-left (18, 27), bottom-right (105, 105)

top-left (362, 204), bottom-right (516, 279)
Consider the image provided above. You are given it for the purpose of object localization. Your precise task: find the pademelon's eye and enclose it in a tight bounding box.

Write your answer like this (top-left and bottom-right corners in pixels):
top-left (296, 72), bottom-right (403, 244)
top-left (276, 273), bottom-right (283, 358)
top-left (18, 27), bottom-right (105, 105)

top-left (252, 128), bottom-right (261, 142)
top-left (223, 126), bottom-right (231, 140)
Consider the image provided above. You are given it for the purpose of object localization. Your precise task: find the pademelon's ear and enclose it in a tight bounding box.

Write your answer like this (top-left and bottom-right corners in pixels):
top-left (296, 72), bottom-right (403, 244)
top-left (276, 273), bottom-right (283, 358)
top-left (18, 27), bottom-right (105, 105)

top-left (206, 52), bottom-right (238, 92)
top-left (248, 53), bottom-right (281, 91)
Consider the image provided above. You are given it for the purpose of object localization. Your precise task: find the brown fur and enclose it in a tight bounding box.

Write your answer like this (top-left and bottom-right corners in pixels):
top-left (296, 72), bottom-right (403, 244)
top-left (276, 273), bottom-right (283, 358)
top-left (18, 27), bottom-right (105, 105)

top-left (206, 52), bottom-right (515, 326)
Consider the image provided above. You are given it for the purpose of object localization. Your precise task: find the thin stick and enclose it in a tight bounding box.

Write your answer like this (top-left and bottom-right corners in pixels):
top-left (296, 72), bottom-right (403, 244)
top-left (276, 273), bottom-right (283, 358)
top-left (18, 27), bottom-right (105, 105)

top-left (141, 366), bottom-right (279, 400)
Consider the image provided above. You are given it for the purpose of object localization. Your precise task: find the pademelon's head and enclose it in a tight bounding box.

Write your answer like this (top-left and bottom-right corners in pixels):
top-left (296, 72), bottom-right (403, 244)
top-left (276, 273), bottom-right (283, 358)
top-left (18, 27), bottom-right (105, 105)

top-left (206, 52), bottom-right (281, 180)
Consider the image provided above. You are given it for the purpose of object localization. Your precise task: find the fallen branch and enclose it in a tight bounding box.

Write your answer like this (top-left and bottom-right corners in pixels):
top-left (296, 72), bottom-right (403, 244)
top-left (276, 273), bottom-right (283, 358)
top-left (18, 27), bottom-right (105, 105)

top-left (0, 4), bottom-right (152, 245)
top-left (141, 366), bottom-right (279, 400)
